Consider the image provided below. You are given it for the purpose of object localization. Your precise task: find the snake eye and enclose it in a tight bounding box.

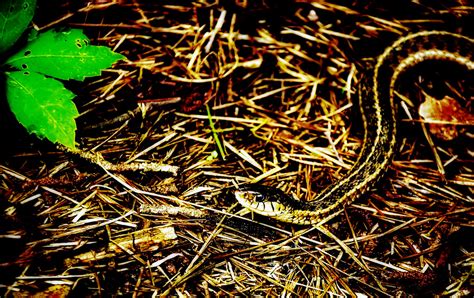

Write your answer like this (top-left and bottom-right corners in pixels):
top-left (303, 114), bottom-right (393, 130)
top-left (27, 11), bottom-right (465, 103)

top-left (249, 192), bottom-right (260, 201)
top-left (248, 191), bottom-right (266, 202)
top-left (233, 189), bottom-right (265, 204)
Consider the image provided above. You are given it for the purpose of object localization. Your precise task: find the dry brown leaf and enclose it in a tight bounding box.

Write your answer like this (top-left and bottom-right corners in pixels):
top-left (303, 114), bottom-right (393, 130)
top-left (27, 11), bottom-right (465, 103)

top-left (419, 95), bottom-right (474, 141)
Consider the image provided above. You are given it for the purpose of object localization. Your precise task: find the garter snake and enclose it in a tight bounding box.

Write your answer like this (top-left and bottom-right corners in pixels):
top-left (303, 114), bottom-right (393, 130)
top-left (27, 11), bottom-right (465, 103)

top-left (232, 31), bottom-right (474, 225)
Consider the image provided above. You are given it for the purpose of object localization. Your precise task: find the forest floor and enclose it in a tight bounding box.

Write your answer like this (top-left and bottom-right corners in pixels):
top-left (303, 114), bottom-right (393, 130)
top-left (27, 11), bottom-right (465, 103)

top-left (1, 0), bottom-right (473, 296)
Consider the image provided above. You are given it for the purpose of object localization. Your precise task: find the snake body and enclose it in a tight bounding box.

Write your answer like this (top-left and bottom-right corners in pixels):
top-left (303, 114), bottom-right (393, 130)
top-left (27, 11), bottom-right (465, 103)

top-left (233, 31), bottom-right (474, 225)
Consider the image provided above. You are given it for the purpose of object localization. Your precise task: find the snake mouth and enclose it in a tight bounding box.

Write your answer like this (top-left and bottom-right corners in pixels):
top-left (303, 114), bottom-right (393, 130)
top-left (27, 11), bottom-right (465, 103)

top-left (233, 189), bottom-right (286, 217)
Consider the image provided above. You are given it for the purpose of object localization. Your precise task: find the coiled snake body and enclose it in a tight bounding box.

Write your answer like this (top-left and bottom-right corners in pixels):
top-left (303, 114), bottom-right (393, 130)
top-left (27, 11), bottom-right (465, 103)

top-left (233, 31), bottom-right (474, 225)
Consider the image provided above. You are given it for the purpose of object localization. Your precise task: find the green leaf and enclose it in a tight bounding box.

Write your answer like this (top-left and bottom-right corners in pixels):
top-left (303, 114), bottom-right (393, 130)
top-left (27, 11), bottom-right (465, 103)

top-left (5, 28), bottom-right (125, 81)
top-left (6, 71), bottom-right (79, 148)
top-left (0, 0), bottom-right (36, 54)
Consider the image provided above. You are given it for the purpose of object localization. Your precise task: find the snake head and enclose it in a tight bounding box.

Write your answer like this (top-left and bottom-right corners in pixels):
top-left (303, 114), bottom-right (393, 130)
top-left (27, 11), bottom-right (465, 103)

top-left (232, 184), bottom-right (291, 218)
top-left (232, 184), bottom-right (319, 225)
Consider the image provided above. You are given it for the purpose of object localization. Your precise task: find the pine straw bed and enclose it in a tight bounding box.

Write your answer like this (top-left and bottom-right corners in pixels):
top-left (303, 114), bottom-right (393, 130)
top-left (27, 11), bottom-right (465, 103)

top-left (1, 0), bottom-right (473, 296)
